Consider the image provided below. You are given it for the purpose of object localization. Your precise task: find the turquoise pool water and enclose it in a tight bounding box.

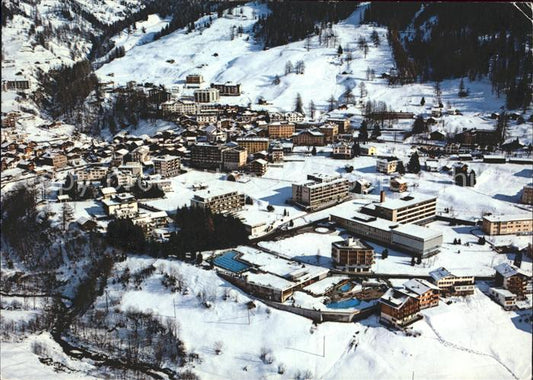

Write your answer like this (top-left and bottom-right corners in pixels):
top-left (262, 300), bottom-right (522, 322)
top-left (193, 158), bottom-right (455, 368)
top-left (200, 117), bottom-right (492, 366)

top-left (327, 298), bottom-right (361, 309)
top-left (339, 283), bottom-right (353, 292)
top-left (213, 251), bottom-right (250, 273)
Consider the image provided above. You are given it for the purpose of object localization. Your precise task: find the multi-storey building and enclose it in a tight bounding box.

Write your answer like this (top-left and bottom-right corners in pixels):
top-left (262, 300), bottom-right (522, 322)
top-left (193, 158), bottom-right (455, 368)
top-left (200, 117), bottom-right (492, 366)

top-left (521, 185), bottom-right (533, 205)
top-left (190, 143), bottom-right (227, 170)
top-left (153, 155), bottom-right (181, 178)
top-left (494, 262), bottom-right (531, 299)
top-left (363, 194), bottom-right (437, 224)
top-left (75, 166), bottom-right (108, 181)
top-left (326, 118), bottom-right (350, 133)
top-left (186, 74), bottom-right (204, 85)
top-left (191, 189), bottom-right (245, 214)
top-left (376, 156), bottom-right (400, 174)
top-left (292, 174), bottom-right (349, 211)
top-left (319, 123), bottom-right (339, 143)
top-left (194, 88), bottom-right (220, 103)
top-left (41, 152), bottom-right (68, 169)
top-left (118, 162), bottom-right (143, 176)
top-left (160, 100), bottom-right (198, 115)
top-left (331, 237), bottom-right (374, 273)
top-left (284, 112), bottom-right (305, 123)
top-left (250, 159), bottom-right (268, 176)
top-left (403, 278), bottom-right (439, 309)
top-left (102, 193), bottom-right (138, 218)
top-left (429, 267), bottom-right (475, 296)
top-left (331, 141), bottom-right (353, 159)
top-left (267, 122), bottom-right (295, 139)
top-left (482, 214), bottom-right (533, 235)
top-left (236, 137), bottom-right (269, 154)
top-left (379, 288), bottom-right (420, 328)
top-left (210, 82), bottom-right (241, 96)
top-left (330, 211), bottom-right (443, 257)
top-left (2, 79), bottom-right (30, 90)
top-left (130, 146), bottom-right (150, 163)
top-left (270, 144), bottom-right (284, 162)
top-left (222, 147), bottom-right (247, 171)
top-left (489, 287), bottom-right (517, 309)
top-left (292, 129), bottom-right (325, 146)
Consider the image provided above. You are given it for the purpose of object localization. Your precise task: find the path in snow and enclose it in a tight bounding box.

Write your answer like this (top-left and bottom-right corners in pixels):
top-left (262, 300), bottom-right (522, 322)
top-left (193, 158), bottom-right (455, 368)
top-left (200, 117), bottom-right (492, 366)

top-left (424, 315), bottom-right (519, 380)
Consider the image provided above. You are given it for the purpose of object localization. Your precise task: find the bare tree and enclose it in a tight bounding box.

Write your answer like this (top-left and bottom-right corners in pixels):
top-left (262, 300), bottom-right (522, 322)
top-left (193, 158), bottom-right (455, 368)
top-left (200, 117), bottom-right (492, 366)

top-left (61, 202), bottom-right (74, 230)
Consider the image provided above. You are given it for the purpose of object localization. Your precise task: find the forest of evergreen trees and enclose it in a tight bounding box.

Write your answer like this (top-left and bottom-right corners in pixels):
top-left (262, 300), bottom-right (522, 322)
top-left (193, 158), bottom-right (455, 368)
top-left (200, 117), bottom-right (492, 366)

top-left (164, 206), bottom-right (249, 258)
top-left (37, 60), bottom-right (98, 118)
top-left (253, 1), bottom-right (359, 49)
top-left (152, 1), bottom-right (241, 41)
top-left (364, 2), bottom-right (532, 110)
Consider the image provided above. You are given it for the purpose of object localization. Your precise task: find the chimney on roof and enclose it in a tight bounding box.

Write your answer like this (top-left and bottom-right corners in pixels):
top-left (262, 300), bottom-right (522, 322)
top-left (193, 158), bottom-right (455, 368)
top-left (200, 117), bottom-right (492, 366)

top-left (380, 190), bottom-right (386, 203)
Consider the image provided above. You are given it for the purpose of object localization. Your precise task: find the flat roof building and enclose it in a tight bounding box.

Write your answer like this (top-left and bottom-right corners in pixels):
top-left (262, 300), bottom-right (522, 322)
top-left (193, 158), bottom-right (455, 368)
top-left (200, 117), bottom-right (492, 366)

top-left (153, 155), bottom-right (181, 178)
top-left (191, 189), bottom-right (245, 214)
top-left (194, 88), bottom-right (220, 103)
top-left (292, 175), bottom-right (350, 211)
top-left (330, 210), bottom-right (442, 257)
top-left (429, 267), bottom-right (475, 296)
top-left (331, 237), bottom-right (374, 273)
top-left (363, 194), bottom-right (437, 225)
top-left (482, 214), bottom-right (533, 236)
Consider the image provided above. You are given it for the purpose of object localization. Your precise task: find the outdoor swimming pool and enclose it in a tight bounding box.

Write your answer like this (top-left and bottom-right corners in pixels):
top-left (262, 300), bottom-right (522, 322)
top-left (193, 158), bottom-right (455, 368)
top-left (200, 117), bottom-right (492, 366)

top-left (213, 251), bottom-right (250, 273)
top-left (339, 283), bottom-right (354, 292)
top-left (326, 298), bottom-right (361, 309)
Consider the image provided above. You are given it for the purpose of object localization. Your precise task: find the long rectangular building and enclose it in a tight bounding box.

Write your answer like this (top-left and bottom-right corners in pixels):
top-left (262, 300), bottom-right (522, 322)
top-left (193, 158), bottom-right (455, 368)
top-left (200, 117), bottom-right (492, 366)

top-left (482, 214), bottom-right (533, 235)
top-left (236, 137), bottom-right (269, 154)
top-left (190, 143), bottom-right (227, 170)
top-left (191, 189), bottom-right (245, 214)
top-left (330, 211), bottom-right (442, 257)
top-left (292, 175), bottom-right (349, 211)
top-left (363, 194), bottom-right (437, 224)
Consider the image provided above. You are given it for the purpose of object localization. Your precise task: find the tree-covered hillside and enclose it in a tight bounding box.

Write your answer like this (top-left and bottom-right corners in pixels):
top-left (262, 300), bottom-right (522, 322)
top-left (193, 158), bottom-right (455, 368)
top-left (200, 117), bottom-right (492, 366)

top-left (363, 2), bottom-right (532, 110)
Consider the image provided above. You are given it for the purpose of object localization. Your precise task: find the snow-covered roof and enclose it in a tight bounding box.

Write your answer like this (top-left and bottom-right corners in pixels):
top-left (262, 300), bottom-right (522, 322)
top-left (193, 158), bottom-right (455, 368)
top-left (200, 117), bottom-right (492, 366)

top-left (403, 278), bottom-right (439, 295)
top-left (429, 267), bottom-right (453, 282)
top-left (376, 194), bottom-right (436, 211)
top-left (253, 158), bottom-right (268, 165)
top-left (393, 224), bottom-right (442, 241)
top-left (379, 288), bottom-right (416, 308)
top-left (490, 287), bottom-right (516, 298)
top-left (483, 214), bottom-right (532, 223)
top-left (101, 187), bottom-right (116, 195)
top-left (494, 263), bottom-right (529, 278)
top-left (244, 272), bottom-right (294, 291)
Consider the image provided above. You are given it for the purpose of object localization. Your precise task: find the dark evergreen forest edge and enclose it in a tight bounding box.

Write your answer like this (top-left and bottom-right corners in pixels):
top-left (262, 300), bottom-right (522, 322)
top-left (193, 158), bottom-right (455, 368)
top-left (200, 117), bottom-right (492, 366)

top-left (363, 2), bottom-right (532, 110)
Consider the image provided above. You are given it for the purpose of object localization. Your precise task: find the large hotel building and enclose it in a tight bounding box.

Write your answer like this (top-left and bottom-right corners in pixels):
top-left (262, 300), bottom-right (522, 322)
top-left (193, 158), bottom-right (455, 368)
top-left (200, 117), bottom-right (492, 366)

top-left (482, 214), bottom-right (533, 235)
top-left (362, 193), bottom-right (437, 224)
top-left (191, 189), bottom-right (245, 214)
top-left (292, 173), bottom-right (350, 211)
top-left (236, 137), bottom-right (269, 154)
top-left (267, 122), bottom-right (295, 139)
top-left (331, 237), bottom-right (374, 273)
top-left (153, 155), bottom-right (181, 178)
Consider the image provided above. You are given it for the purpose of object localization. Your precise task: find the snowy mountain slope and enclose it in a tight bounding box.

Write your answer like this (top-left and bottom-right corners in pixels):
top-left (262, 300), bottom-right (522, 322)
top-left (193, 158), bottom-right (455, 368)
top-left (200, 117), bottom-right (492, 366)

top-left (1, 0), bottom-right (146, 115)
top-left (98, 256), bottom-right (531, 380)
top-left (95, 2), bottom-right (532, 143)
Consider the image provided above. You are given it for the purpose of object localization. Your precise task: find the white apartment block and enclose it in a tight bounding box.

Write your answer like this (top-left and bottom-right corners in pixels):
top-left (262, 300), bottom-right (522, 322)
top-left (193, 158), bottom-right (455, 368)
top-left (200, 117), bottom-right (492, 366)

top-left (194, 88), bottom-right (220, 103)
top-left (292, 174), bottom-right (349, 211)
top-left (191, 189), bottom-right (245, 214)
top-left (153, 155), bottom-right (181, 178)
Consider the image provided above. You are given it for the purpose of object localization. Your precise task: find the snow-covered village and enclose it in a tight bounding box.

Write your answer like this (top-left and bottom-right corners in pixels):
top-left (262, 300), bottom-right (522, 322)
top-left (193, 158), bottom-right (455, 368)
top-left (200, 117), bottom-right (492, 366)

top-left (1, 1), bottom-right (532, 379)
